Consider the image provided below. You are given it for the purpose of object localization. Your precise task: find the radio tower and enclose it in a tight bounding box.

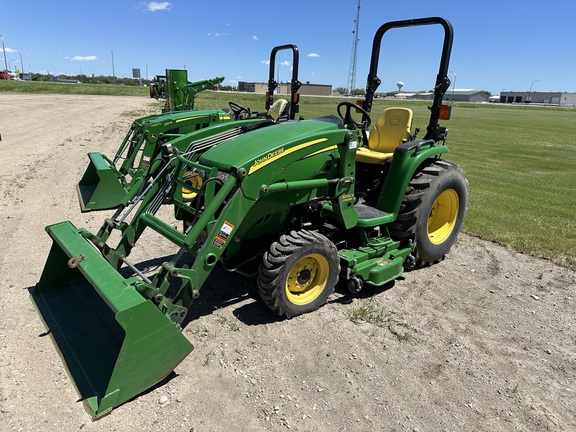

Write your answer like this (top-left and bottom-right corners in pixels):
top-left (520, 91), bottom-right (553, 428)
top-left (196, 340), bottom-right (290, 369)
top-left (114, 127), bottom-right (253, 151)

top-left (347, 0), bottom-right (361, 95)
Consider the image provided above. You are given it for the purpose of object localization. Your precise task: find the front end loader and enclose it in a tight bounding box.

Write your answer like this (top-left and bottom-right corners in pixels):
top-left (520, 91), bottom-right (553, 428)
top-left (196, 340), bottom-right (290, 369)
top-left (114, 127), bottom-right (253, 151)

top-left (77, 44), bottom-right (301, 212)
top-left (160, 70), bottom-right (224, 113)
top-left (76, 108), bottom-right (233, 211)
top-left (31, 17), bottom-right (467, 419)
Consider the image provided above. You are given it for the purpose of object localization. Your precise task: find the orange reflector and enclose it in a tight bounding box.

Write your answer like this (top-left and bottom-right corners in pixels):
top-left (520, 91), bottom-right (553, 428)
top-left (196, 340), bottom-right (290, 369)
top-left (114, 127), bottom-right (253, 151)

top-left (355, 99), bottom-right (364, 113)
top-left (439, 104), bottom-right (452, 120)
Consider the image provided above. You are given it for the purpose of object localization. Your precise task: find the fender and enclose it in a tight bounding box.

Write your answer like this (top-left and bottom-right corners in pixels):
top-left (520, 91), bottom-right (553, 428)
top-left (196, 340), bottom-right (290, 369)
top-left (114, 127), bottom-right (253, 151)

top-left (376, 139), bottom-right (450, 215)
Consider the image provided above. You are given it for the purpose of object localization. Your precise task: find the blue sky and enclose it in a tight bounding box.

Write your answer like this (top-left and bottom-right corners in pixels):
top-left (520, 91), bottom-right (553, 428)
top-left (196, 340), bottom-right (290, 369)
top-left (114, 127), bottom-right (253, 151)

top-left (1, 1), bottom-right (574, 95)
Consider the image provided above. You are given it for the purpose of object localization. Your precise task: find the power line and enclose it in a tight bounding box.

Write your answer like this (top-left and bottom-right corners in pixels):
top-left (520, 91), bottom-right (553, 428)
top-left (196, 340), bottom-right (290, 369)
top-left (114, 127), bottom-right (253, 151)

top-left (347, 0), bottom-right (361, 95)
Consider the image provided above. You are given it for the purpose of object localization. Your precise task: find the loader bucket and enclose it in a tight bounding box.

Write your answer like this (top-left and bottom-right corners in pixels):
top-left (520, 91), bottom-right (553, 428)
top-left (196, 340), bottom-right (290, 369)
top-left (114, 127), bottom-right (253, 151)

top-left (30, 221), bottom-right (193, 420)
top-left (76, 152), bottom-right (129, 211)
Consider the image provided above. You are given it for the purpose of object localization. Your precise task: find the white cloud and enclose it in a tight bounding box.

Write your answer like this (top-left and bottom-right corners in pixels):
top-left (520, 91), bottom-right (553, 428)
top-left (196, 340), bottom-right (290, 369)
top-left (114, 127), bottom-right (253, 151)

top-left (251, 35), bottom-right (258, 41)
top-left (307, 53), bottom-right (320, 58)
top-left (261, 60), bottom-right (290, 67)
top-left (208, 32), bottom-right (229, 37)
top-left (67, 56), bottom-right (98, 62)
top-left (4, 47), bottom-right (17, 53)
top-left (148, 2), bottom-right (171, 11)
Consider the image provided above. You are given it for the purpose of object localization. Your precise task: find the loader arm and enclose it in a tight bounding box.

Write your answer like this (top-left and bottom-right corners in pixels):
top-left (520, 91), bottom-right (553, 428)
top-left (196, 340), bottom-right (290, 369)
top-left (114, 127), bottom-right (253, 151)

top-left (164, 70), bottom-right (225, 112)
top-left (180, 76), bottom-right (224, 101)
top-left (138, 131), bottom-right (360, 325)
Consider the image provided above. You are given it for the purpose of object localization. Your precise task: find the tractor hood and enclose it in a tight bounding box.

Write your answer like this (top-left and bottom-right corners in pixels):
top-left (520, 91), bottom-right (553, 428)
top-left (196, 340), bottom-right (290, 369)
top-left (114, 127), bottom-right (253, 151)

top-left (199, 116), bottom-right (346, 174)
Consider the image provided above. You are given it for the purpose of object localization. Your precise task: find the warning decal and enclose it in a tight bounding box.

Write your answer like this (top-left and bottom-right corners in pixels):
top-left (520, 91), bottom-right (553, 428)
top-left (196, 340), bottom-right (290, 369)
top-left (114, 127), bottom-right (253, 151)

top-left (140, 155), bottom-right (151, 168)
top-left (212, 221), bottom-right (234, 249)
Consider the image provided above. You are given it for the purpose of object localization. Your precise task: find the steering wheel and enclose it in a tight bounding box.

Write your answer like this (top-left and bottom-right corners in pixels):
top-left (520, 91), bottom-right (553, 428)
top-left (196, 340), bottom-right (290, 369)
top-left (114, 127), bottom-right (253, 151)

top-left (228, 101), bottom-right (251, 120)
top-left (337, 101), bottom-right (371, 129)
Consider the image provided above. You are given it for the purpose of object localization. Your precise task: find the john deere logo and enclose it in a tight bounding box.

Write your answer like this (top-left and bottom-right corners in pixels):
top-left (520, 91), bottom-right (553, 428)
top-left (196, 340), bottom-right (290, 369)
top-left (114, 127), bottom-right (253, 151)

top-left (248, 138), bottom-right (328, 175)
top-left (252, 148), bottom-right (285, 170)
top-left (341, 193), bottom-right (355, 202)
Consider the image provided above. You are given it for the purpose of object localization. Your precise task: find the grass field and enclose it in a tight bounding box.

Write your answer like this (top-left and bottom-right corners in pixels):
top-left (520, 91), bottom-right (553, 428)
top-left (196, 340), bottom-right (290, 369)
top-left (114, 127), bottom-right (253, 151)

top-left (2, 80), bottom-right (575, 269)
top-left (0, 79), bottom-right (148, 96)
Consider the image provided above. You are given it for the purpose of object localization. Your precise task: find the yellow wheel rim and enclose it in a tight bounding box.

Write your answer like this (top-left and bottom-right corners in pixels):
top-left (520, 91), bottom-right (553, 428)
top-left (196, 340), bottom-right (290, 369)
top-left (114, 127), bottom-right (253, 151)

top-left (285, 254), bottom-right (330, 305)
top-left (182, 170), bottom-right (203, 200)
top-left (428, 189), bottom-right (459, 245)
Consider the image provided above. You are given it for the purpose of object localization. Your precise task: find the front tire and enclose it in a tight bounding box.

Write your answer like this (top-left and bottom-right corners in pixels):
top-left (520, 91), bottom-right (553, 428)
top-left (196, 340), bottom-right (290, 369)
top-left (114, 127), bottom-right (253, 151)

top-left (257, 230), bottom-right (340, 318)
top-left (389, 159), bottom-right (468, 266)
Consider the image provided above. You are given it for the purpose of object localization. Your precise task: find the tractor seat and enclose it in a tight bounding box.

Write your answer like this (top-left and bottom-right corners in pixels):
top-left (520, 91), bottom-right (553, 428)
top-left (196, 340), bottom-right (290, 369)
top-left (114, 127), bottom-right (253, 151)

top-left (356, 107), bottom-right (413, 164)
top-left (267, 99), bottom-right (289, 120)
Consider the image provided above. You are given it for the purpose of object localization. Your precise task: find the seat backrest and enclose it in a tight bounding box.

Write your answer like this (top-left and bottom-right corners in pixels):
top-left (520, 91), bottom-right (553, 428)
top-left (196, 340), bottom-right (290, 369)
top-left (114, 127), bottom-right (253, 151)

top-left (267, 99), bottom-right (289, 120)
top-left (368, 107), bottom-right (413, 153)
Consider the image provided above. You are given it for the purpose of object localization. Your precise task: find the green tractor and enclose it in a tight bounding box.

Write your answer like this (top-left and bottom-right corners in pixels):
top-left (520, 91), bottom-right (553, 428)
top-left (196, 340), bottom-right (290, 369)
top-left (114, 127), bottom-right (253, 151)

top-left (149, 74), bottom-right (167, 98)
top-left (31, 17), bottom-right (466, 419)
top-left (77, 44), bottom-right (301, 212)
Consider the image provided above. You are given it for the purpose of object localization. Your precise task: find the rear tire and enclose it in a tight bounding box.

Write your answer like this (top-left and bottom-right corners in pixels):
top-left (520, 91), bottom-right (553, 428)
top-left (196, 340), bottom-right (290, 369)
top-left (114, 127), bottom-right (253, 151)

top-left (389, 159), bottom-right (468, 266)
top-left (257, 230), bottom-right (340, 318)
top-left (150, 84), bottom-right (158, 99)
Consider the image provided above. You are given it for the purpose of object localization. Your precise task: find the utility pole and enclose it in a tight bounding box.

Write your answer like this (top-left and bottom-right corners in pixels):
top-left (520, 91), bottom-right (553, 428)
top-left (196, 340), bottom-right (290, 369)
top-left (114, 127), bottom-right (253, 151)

top-left (1, 35), bottom-right (8, 73)
top-left (111, 49), bottom-right (115, 84)
top-left (347, 0), bottom-right (361, 95)
top-left (18, 51), bottom-right (24, 74)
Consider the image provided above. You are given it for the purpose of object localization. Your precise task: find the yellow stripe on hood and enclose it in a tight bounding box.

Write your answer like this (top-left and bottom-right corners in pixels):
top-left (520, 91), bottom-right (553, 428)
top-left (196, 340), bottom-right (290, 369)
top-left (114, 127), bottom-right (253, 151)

top-left (249, 138), bottom-right (328, 174)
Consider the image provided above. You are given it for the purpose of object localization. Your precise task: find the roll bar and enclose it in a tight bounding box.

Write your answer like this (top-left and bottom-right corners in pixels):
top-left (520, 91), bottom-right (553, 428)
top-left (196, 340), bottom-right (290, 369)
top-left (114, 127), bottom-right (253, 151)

top-left (362, 17), bottom-right (454, 141)
top-left (266, 44), bottom-right (302, 120)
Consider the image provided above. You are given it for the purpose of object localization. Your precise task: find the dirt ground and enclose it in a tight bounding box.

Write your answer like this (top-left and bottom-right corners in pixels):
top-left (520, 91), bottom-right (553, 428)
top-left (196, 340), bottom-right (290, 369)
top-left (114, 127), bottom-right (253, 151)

top-left (0, 93), bottom-right (574, 432)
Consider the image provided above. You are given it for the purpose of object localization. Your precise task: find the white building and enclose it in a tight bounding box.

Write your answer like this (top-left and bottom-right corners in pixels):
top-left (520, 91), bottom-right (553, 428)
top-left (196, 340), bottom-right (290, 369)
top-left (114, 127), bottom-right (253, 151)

top-left (499, 91), bottom-right (576, 107)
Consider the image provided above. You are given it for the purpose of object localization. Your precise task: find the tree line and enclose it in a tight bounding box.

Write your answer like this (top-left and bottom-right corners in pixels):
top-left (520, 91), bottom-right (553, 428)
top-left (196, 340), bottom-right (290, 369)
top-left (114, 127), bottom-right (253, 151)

top-left (21, 72), bottom-right (236, 90)
top-left (25, 73), bottom-right (147, 86)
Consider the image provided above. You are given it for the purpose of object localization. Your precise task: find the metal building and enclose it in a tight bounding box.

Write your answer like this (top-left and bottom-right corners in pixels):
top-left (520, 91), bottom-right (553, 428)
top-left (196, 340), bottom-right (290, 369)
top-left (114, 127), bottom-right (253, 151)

top-left (378, 89), bottom-right (490, 102)
top-left (499, 91), bottom-right (576, 107)
top-left (445, 89), bottom-right (491, 103)
top-left (237, 81), bottom-right (332, 97)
